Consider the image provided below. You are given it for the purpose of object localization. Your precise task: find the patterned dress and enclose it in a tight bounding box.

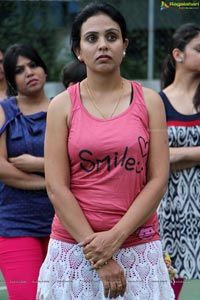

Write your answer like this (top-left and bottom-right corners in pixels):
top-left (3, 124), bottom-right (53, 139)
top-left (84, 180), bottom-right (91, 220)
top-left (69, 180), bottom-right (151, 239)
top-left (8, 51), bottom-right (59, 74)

top-left (158, 91), bottom-right (200, 279)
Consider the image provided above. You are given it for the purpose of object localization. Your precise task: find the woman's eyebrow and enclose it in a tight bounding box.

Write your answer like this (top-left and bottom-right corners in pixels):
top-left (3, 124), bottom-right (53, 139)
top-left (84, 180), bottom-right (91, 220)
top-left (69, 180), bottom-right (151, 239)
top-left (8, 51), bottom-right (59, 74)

top-left (83, 28), bottom-right (120, 37)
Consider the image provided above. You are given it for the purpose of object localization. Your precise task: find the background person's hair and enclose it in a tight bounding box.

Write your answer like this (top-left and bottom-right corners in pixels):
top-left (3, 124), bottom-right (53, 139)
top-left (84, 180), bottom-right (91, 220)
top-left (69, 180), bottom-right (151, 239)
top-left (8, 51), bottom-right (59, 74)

top-left (160, 23), bottom-right (200, 111)
top-left (161, 23), bottom-right (200, 89)
top-left (61, 60), bottom-right (86, 88)
top-left (3, 43), bottom-right (48, 94)
top-left (70, 2), bottom-right (127, 58)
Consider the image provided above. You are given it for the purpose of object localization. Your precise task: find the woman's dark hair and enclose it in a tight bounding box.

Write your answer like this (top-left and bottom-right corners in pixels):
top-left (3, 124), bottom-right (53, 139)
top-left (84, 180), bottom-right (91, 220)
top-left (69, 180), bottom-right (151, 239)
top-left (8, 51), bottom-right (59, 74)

top-left (61, 60), bottom-right (86, 88)
top-left (3, 43), bottom-right (48, 93)
top-left (160, 23), bottom-right (200, 111)
top-left (70, 2), bottom-right (127, 58)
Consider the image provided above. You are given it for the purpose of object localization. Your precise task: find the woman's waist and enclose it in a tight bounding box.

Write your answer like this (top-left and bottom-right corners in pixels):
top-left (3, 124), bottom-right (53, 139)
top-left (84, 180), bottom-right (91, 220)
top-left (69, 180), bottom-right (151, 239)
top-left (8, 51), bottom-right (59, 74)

top-left (51, 212), bottom-right (159, 247)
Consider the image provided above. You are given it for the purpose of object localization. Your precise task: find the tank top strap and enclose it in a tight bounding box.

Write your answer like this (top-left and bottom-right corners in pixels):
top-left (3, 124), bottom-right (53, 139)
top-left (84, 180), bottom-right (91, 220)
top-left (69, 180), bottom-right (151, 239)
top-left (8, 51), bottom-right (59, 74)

top-left (131, 81), bottom-right (146, 106)
top-left (67, 83), bottom-right (82, 112)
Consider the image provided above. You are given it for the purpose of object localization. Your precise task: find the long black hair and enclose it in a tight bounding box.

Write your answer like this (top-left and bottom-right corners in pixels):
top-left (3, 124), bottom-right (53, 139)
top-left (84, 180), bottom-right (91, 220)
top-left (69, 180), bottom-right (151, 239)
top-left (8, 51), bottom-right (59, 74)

top-left (160, 23), bottom-right (200, 111)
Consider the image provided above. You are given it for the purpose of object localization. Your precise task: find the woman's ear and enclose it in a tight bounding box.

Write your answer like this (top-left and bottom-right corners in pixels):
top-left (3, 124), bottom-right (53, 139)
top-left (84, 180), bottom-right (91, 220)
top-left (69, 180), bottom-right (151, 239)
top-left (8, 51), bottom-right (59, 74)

top-left (172, 48), bottom-right (184, 63)
top-left (124, 38), bottom-right (129, 53)
top-left (74, 48), bottom-right (82, 62)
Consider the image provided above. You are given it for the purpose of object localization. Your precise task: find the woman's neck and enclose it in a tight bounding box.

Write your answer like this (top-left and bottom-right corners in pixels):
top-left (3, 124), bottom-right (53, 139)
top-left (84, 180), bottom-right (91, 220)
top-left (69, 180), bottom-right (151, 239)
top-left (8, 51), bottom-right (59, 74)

top-left (16, 90), bottom-right (50, 115)
top-left (171, 70), bottom-right (200, 93)
top-left (86, 69), bottom-right (122, 91)
top-left (164, 72), bottom-right (200, 114)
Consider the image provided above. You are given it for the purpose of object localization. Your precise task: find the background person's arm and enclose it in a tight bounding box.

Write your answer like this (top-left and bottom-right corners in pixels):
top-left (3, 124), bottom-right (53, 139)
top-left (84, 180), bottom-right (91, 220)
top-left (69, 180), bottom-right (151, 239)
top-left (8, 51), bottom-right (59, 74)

top-left (0, 107), bottom-right (46, 190)
top-left (170, 146), bottom-right (200, 171)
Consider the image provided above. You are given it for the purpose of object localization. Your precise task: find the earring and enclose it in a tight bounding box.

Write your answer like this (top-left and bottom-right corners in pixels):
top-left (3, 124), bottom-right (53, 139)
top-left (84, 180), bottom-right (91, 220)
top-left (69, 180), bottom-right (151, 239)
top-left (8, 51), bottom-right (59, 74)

top-left (177, 58), bottom-right (183, 63)
top-left (77, 56), bottom-right (81, 61)
top-left (123, 51), bottom-right (126, 57)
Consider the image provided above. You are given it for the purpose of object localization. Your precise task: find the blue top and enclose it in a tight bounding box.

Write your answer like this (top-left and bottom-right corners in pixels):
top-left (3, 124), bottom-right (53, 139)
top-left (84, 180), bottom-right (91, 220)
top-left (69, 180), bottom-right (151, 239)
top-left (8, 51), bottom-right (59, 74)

top-left (160, 91), bottom-right (200, 124)
top-left (0, 97), bottom-right (54, 237)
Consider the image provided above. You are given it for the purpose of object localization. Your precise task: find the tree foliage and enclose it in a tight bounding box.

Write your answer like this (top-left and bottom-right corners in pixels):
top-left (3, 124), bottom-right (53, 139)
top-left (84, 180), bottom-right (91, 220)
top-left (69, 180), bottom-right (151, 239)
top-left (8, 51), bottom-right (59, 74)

top-left (1, 0), bottom-right (199, 81)
top-left (0, 1), bottom-right (61, 81)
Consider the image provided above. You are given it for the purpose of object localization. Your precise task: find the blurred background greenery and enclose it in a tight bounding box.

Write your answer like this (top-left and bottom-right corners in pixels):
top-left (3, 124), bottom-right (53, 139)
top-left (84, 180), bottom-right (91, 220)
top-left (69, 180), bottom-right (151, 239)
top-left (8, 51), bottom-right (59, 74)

top-left (0, 0), bottom-right (199, 82)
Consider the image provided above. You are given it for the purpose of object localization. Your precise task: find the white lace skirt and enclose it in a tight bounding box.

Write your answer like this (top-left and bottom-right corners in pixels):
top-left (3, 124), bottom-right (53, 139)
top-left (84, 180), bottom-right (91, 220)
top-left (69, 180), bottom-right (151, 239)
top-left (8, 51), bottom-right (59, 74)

top-left (37, 239), bottom-right (174, 300)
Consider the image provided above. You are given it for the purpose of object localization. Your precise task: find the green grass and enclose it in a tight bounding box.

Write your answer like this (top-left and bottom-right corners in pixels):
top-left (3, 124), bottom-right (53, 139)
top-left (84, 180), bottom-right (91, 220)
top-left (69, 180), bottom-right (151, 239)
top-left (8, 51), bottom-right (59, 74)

top-left (180, 280), bottom-right (200, 300)
top-left (0, 272), bottom-right (8, 299)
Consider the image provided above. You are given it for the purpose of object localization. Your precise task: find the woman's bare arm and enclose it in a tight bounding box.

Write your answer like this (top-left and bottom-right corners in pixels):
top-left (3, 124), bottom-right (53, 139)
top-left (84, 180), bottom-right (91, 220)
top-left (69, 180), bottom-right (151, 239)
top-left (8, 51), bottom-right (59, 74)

top-left (9, 154), bottom-right (45, 173)
top-left (44, 91), bottom-right (94, 241)
top-left (169, 146), bottom-right (200, 171)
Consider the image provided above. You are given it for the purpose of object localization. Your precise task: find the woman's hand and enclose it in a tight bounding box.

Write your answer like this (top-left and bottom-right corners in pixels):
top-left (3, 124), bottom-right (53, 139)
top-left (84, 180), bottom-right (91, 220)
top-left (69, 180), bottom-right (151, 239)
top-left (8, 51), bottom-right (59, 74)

top-left (81, 230), bottom-right (124, 269)
top-left (9, 154), bottom-right (44, 173)
top-left (96, 258), bottom-right (126, 299)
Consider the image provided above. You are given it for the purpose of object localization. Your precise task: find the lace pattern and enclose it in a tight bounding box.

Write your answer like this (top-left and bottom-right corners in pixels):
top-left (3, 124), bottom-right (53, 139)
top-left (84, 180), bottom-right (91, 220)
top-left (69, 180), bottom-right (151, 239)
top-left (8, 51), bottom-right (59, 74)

top-left (37, 239), bottom-right (174, 300)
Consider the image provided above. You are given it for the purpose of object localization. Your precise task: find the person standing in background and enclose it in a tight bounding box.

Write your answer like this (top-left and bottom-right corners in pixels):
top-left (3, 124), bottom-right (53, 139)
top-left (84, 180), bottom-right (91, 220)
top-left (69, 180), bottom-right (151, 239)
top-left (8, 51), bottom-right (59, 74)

top-left (157, 23), bottom-right (200, 300)
top-left (37, 3), bottom-right (174, 300)
top-left (0, 48), bottom-right (8, 101)
top-left (61, 60), bottom-right (86, 89)
top-left (0, 43), bottom-right (54, 300)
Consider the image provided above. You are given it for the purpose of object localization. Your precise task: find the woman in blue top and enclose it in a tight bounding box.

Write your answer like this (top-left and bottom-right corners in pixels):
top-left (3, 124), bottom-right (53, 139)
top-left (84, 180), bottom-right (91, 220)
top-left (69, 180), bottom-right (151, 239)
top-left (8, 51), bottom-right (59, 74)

top-left (0, 44), bottom-right (54, 300)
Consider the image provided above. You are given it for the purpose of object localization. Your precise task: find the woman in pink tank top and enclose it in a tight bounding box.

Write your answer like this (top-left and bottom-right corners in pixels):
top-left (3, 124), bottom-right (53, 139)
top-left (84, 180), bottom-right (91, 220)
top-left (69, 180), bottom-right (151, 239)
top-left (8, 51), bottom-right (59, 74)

top-left (37, 2), bottom-right (174, 300)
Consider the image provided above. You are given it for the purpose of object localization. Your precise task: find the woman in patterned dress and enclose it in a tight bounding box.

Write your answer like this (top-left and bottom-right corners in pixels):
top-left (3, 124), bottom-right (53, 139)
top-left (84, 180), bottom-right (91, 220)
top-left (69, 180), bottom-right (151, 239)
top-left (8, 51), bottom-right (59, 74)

top-left (158, 23), bottom-right (200, 300)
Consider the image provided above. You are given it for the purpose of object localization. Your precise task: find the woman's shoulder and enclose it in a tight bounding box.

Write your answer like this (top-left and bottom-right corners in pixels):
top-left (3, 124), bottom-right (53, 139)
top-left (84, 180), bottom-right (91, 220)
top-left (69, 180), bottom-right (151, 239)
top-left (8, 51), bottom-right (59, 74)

top-left (49, 90), bottom-right (70, 108)
top-left (0, 97), bottom-right (18, 126)
top-left (0, 96), bottom-right (17, 109)
top-left (47, 90), bottom-right (72, 123)
top-left (49, 83), bottom-right (81, 114)
top-left (142, 86), bottom-right (164, 111)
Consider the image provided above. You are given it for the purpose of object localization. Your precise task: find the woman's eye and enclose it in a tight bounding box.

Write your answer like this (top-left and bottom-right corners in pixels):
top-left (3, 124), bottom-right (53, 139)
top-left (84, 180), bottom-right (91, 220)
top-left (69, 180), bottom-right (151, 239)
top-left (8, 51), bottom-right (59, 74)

top-left (29, 61), bottom-right (37, 68)
top-left (15, 67), bottom-right (24, 75)
top-left (107, 34), bottom-right (117, 41)
top-left (86, 35), bottom-right (97, 43)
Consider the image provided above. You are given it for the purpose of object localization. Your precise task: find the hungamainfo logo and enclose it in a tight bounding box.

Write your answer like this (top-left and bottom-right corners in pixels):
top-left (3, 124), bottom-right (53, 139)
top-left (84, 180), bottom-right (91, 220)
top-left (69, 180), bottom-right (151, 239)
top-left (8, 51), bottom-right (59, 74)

top-left (160, 1), bottom-right (199, 10)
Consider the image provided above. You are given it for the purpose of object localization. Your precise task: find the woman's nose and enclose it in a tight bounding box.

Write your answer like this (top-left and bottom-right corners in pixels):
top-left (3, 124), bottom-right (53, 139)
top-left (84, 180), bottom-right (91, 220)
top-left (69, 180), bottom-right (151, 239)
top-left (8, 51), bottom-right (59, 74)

top-left (98, 37), bottom-right (108, 50)
top-left (25, 66), bottom-right (34, 76)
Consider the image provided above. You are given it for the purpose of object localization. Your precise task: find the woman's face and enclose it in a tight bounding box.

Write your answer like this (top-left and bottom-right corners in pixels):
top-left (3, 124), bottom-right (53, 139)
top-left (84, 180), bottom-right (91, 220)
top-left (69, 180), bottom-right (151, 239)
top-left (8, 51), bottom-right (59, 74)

top-left (77, 13), bottom-right (128, 74)
top-left (15, 55), bottom-right (46, 95)
top-left (183, 32), bottom-right (200, 73)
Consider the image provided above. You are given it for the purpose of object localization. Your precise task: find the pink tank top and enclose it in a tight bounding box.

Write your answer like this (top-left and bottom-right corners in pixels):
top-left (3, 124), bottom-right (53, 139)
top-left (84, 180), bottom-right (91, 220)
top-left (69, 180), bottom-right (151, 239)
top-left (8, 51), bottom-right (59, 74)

top-left (51, 81), bottom-right (160, 247)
